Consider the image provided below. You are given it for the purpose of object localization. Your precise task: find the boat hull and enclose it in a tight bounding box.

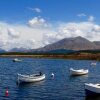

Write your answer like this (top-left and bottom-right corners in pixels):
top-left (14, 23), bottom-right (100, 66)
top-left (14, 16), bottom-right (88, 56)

top-left (18, 74), bottom-right (45, 83)
top-left (85, 83), bottom-right (100, 96)
top-left (85, 89), bottom-right (100, 96)
top-left (13, 59), bottom-right (22, 62)
top-left (70, 71), bottom-right (88, 76)
top-left (70, 69), bottom-right (88, 76)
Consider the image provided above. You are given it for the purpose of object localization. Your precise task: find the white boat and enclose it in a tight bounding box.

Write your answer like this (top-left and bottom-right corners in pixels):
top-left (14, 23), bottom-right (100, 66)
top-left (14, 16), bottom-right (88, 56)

top-left (85, 83), bottom-right (100, 96)
top-left (17, 73), bottom-right (45, 83)
top-left (70, 68), bottom-right (88, 76)
top-left (13, 58), bottom-right (22, 62)
top-left (91, 62), bottom-right (96, 66)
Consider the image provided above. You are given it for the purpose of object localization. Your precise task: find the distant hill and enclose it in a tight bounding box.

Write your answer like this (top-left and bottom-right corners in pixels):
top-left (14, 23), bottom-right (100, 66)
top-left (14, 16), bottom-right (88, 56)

top-left (0, 49), bottom-right (6, 53)
top-left (9, 48), bottom-right (33, 52)
top-left (0, 36), bottom-right (100, 54)
top-left (93, 41), bottom-right (100, 48)
top-left (43, 49), bottom-right (75, 54)
top-left (37, 36), bottom-right (100, 51)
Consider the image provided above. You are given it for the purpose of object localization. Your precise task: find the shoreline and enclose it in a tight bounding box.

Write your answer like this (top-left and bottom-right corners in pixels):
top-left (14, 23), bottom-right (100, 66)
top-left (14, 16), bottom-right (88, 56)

top-left (0, 54), bottom-right (100, 61)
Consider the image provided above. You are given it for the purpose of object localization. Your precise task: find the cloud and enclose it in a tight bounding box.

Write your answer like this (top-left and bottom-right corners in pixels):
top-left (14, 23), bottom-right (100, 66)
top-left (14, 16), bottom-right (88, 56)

top-left (28, 17), bottom-right (49, 28)
top-left (7, 28), bottom-right (20, 38)
top-left (43, 22), bottom-right (100, 45)
top-left (77, 13), bottom-right (86, 17)
top-left (0, 16), bottom-right (100, 51)
top-left (0, 37), bottom-right (8, 47)
top-left (42, 32), bottom-right (57, 45)
top-left (26, 39), bottom-right (36, 49)
top-left (28, 7), bottom-right (41, 13)
top-left (88, 16), bottom-right (94, 22)
top-left (77, 14), bottom-right (95, 22)
top-left (0, 20), bottom-right (53, 50)
top-left (0, 27), bottom-right (2, 34)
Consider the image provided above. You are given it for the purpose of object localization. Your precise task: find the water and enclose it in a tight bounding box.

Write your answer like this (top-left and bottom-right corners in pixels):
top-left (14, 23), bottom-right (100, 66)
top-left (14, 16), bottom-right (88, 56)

top-left (0, 58), bottom-right (100, 100)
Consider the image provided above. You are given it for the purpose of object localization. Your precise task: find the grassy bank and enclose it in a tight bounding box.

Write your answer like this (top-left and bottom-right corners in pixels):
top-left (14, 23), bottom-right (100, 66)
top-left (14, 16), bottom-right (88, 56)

top-left (0, 52), bottom-right (100, 61)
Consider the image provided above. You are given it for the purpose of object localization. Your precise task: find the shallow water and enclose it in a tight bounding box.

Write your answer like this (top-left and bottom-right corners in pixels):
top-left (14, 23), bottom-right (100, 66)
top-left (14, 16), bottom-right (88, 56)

top-left (0, 58), bottom-right (100, 100)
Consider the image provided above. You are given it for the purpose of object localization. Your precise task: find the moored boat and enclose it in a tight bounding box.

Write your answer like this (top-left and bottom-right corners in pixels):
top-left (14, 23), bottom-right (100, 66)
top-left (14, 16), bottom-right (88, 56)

top-left (85, 83), bottom-right (100, 96)
top-left (13, 58), bottom-right (22, 62)
top-left (91, 62), bottom-right (96, 66)
top-left (17, 73), bottom-right (45, 83)
top-left (70, 68), bottom-right (88, 76)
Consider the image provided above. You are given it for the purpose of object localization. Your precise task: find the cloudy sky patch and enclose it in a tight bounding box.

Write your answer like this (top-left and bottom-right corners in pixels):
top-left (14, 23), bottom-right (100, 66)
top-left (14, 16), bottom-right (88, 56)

top-left (28, 7), bottom-right (41, 13)
top-left (0, 0), bottom-right (100, 50)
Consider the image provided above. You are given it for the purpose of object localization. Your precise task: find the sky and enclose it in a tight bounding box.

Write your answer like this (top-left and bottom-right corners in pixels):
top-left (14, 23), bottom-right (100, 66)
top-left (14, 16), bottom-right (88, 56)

top-left (0, 0), bottom-right (100, 50)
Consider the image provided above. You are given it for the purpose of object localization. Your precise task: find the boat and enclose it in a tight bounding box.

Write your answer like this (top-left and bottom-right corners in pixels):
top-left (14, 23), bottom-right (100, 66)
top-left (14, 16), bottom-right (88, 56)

top-left (17, 73), bottom-right (45, 83)
top-left (91, 62), bottom-right (96, 66)
top-left (70, 68), bottom-right (88, 76)
top-left (85, 83), bottom-right (100, 96)
top-left (13, 58), bottom-right (22, 62)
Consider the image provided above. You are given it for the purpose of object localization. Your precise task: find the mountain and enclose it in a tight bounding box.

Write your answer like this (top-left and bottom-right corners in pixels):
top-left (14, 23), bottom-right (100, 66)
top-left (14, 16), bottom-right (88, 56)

top-left (93, 41), bottom-right (100, 48)
top-left (43, 49), bottom-right (75, 54)
top-left (0, 48), bottom-right (6, 53)
top-left (2, 36), bottom-right (100, 53)
top-left (9, 48), bottom-right (32, 52)
top-left (37, 36), bottom-right (100, 51)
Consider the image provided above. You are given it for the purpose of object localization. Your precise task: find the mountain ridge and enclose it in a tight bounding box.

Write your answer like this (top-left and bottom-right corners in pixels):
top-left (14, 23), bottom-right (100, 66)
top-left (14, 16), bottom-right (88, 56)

top-left (37, 36), bottom-right (100, 51)
top-left (0, 36), bottom-right (100, 52)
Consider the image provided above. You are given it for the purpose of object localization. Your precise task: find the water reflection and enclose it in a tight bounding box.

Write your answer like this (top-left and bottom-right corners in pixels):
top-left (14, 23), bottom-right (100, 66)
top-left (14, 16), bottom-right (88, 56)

top-left (17, 80), bottom-right (45, 88)
top-left (85, 95), bottom-right (100, 100)
top-left (16, 81), bottom-right (45, 100)
top-left (70, 74), bottom-right (88, 78)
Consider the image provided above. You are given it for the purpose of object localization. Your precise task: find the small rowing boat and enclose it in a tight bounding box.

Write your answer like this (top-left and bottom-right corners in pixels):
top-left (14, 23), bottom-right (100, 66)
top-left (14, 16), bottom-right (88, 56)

top-left (17, 73), bottom-right (45, 83)
top-left (70, 68), bottom-right (88, 76)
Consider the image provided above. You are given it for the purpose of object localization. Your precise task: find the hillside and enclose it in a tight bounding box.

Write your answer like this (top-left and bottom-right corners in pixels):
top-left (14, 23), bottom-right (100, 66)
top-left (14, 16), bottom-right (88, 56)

top-left (37, 36), bottom-right (100, 51)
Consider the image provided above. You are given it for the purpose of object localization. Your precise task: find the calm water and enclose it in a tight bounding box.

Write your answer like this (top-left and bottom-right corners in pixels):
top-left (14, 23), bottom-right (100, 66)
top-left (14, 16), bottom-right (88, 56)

top-left (0, 58), bottom-right (100, 100)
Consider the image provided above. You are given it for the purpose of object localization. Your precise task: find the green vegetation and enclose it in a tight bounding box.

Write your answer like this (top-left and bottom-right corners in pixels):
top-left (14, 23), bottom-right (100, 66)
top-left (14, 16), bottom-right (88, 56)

top-left (0, 50), bottom-right (100, 61)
